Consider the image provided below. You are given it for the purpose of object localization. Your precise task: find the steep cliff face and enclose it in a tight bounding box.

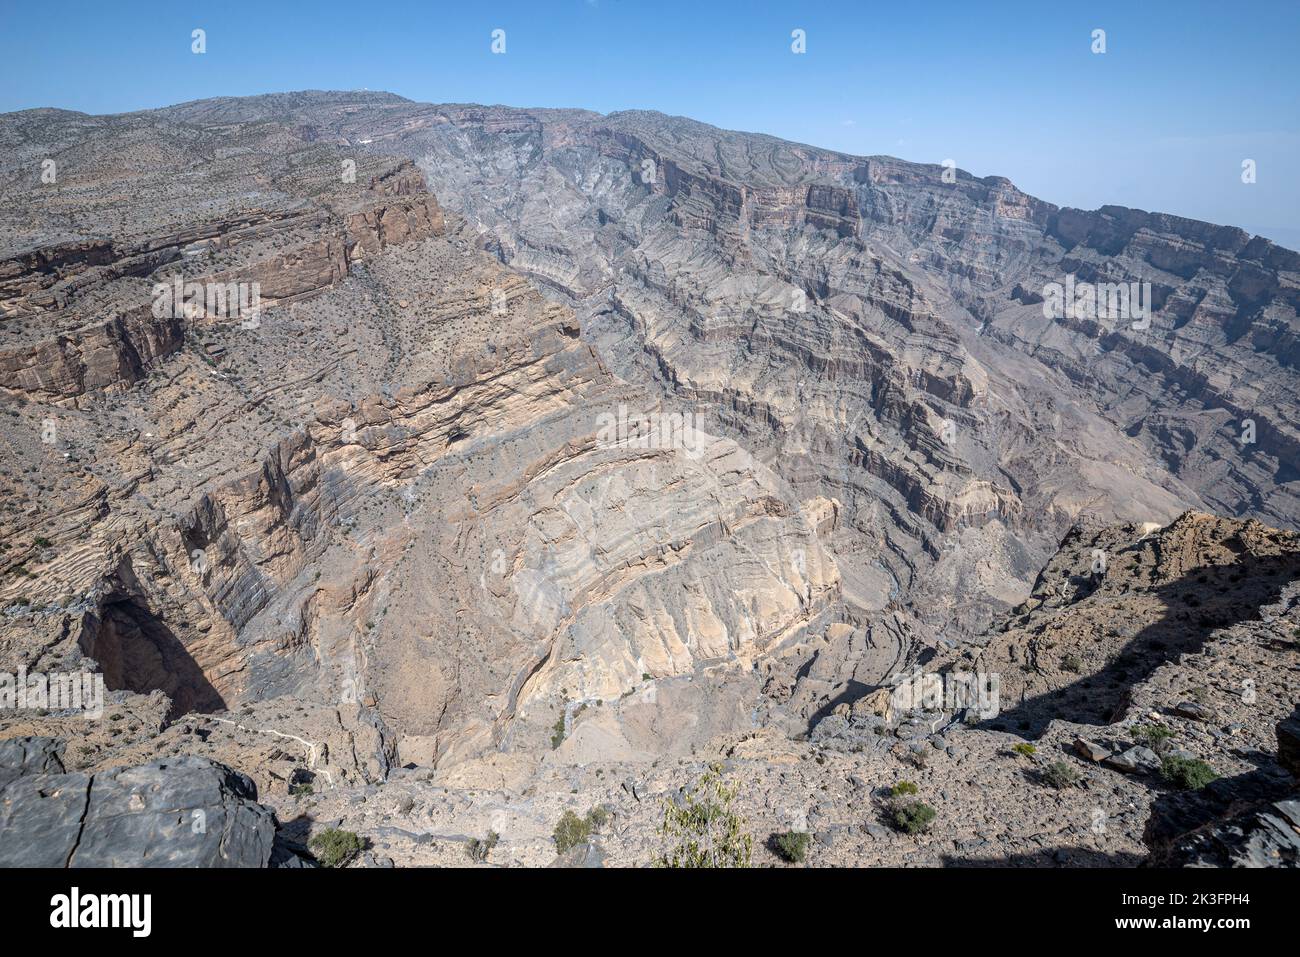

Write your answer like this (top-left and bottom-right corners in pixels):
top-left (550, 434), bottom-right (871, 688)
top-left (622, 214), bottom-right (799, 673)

top-left (0, 99), bottom-right (845, 770)
top-left (286, 97), bottom-right (1294, 658)
top-left (1, 92), bottom-right (1297, 792)
top-left (0, 140), bottom-right (445, 401)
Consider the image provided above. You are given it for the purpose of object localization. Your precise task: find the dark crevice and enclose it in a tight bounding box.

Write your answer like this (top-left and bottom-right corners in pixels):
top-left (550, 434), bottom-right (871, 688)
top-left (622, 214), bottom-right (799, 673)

top-left (79, 593), bottom-right (225, 721)
top-left (64, 772), bottom-right (94, 868)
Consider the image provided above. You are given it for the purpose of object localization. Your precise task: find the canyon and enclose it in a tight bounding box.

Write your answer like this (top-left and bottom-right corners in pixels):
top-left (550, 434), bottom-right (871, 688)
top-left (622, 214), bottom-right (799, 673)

top-left (0, 91), bottom-right (1296, 867)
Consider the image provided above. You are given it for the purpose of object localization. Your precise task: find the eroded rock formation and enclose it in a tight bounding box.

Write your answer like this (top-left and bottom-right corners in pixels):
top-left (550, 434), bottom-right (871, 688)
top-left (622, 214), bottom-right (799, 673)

top-left (1, 91), bottom-right (1297, 867)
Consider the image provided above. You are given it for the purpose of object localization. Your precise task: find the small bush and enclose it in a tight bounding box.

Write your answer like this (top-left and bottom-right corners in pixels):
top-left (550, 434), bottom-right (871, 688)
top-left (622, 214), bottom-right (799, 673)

top-left (1134, 723), bottom-right (1174, 753)
top-left (890, 780), bottom-right (919, 797)
top-left (550, 712), bottom-right (567, 749)
top-left (890, 801), bottom-right (936, 835)
top-left (1061, 653), bottom-right (1083, 673)
top-left (1160, 756), bottom-right (1219, 791)
top-left (1011, 743), bottom-right (1037, 757)
top-left (772, 830), bottom-right (811, 863)
top-left (553, 810), bottom-right (592, 854)
top-left (309, 828), bottom-right (363, 868)
top-left (289, 782), bottom-right (314, 797)
top-left (553, 806), bottom-right (609, 854)
top-left (465, 831), bottom-right (500, 862)
top-left (656, 763), bottom-right (752, 868)
top-left (1041, 760), bottom-right (1080, 790)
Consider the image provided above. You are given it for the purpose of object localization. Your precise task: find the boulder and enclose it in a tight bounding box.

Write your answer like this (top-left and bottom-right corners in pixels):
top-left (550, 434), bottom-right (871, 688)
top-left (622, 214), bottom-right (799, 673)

top-left (1072, 737), bottom-right (1109, 762)
top-left (1170, 701), bottom-right (1213, 722)
top-left (1103, 746), bottom-right (1160, 774)
top-left (1148, 797), bottom-right (1300, 867)
top-left (549, 842), bottom-right (605, 868)
top-left (0, 754), bottom-right (281, 868)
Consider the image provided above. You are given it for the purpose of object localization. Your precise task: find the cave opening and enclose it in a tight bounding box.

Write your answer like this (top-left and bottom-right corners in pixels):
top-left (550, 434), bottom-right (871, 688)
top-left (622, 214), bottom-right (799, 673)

top-left (79, 594), bottom-right (225, 720)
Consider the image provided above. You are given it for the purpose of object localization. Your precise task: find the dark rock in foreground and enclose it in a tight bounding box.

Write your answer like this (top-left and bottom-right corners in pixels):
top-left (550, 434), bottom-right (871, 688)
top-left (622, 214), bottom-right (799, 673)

top-left (0, 736), bottom-right (66, 787)
top-left (0, 753), bottom-right (283, 867)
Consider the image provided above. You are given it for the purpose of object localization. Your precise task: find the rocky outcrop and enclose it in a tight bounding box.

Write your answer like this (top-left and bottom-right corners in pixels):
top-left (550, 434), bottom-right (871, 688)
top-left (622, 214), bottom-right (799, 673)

top-left (0, 754), bottom-right (284, 867)
top-left (0, 102), bottom-right (840, 773)
top-left (0, 153), bottom-right (444, 400)
top-left (344, 194), bottom-right (445, 260)
top-left (965, 512), bottom-right (1300, 738)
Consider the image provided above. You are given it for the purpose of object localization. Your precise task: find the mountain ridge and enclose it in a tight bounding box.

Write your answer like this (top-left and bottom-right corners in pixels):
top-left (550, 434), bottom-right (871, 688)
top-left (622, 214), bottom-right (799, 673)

top-left (9, 88), bottom-right (1293, 255)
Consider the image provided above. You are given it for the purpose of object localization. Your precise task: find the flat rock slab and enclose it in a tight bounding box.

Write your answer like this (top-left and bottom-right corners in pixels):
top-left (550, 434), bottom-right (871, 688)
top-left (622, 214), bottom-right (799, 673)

top-left (0, 754), bottom-right (277, 868)
top-left (1073, 737), bottom-right (1110, 762)
top-left (1102, 746), bottom-right (1161, 774)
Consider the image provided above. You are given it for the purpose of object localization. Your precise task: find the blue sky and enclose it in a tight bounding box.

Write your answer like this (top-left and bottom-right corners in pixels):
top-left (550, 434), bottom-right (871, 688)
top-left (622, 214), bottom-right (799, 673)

top-left (2, 0), bottom-right (1297, 247)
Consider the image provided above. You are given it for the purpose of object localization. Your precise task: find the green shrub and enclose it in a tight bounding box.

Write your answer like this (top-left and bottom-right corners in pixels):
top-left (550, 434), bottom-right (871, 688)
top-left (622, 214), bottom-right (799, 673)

top-left (1041, 760), bottom-right (1080, 790)
top-left (1160, 756), bottom-right (1219, 791)
top-left (553, 806), bottom-right (609, 854)
top-left (289, 782), bottom-right (314, 796)
top-left (553, 810), bottom-right (592, 854)
top-left (309, 828), bottom-right (363, 868)
top-left (1061, 653), bottom-right (1083, 673)
top-left (465, 831), bottom-right (500, 862)
top-left (890, 800), bottom-right (936, 835)
top-left (1134, 723), bottom-right (1174, 753)
top-left (550, 711), bottom-right (567, 749)
top-left (656, 763), bottom-right (753, 868)
top-left (890, 780), bottom-right (919, 797)
top-left (772, 830), bottom-right (811, 863)
top-left (1011, 743), bottom-right (1037, 757)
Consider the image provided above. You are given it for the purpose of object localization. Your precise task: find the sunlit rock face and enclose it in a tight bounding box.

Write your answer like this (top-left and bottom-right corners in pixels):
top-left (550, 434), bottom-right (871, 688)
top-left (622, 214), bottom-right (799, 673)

top-left (1, 92), bottom-right (1296, 777)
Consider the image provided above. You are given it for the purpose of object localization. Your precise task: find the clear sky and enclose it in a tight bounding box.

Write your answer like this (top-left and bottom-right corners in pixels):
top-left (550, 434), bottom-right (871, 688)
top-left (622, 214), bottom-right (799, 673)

top-left (2, 0), bottom-right (1297, 248)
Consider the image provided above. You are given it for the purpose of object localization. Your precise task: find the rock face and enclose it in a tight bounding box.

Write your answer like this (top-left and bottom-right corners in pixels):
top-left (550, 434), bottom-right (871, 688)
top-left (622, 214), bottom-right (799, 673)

top-left (0, 736), bottom-right (65, 786)
top-left (0, 91), bottom-right (1297, 867)
top-left (197, 93), bottom-right (1296, 724)
top-left (0, 754), bottom-right (278, 867)
top-left (0, 96), bottom-right (844, 770)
